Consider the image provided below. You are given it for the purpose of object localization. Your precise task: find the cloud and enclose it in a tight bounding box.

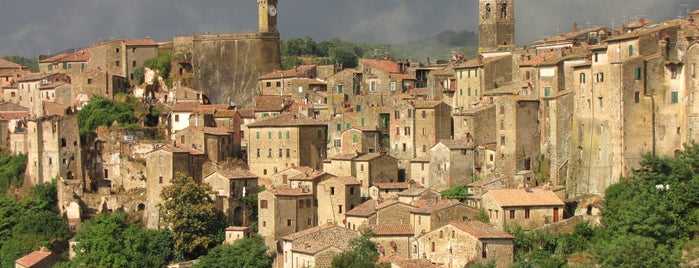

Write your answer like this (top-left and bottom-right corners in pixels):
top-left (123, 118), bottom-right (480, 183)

top-left (0, 0), bottom-right (697, 57)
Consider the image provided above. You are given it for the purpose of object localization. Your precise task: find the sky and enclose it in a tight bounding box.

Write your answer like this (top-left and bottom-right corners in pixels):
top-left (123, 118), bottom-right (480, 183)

top-left (0, 0), bottom-right (697, 58)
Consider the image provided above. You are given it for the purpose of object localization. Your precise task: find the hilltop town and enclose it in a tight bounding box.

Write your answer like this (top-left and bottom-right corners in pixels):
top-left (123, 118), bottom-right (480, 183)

top-left (5, 0), bottom-right (699, 267)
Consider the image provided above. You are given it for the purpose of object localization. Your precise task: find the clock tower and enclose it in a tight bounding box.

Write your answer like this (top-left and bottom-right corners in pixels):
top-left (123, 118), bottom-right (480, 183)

top-left (258, 0), bottom-right (278, 34)
top-left (478, 0), bottom-right (514, 53)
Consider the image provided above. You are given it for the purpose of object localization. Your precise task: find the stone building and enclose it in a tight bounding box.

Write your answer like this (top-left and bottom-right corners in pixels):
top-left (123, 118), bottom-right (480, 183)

top-left (26, 114), bottom-right (81, 186)
top-left (280, 224), bottom-right (358, 268)
top-left (453, 55), bottom-right (513, 111)
top-left (413, 100), bottom-right (452, 158)
top-left (494, 97), bottom-right (540, 182)
top-left (86, 37), bottom-right (159, 86)
top-left (372, 224), bottom-right (414, 259)
top-left (144, 145), bottom-right (206, 229)
top-left (38, 49), bottom-right (90, 75)
top-left (410, 199), bottom-right (478, 237)
top-left (370, 182), bottom-right (411, 201)
top-left (375, 200), bottom-right (416, 226)
top-left (323, 152), bottom-right (398, 198)
top-left (70, 69), bottom-right (127, 108)
top-left (173, 126), bottom-right (232, 163)
top-left (258, 187), bottom-right (316, 251)
top-left (481, 188), bottom-right (565, 230)
top-left (397, 187), bottom-right (440, 205)
top-left (339, 127), bottom-right (381, 154)
top-left (427, 139), bottom-right (476, 190)
top-left (0, 103), bottom-right (29, 153)
top-left (204, 169), bottom-right (258, 225)
top-left (224, 226), bottom-right (252, 245)
top-left (252, 95), bottom-right (291, 120)
top-left (257, 65), bottom-right (317, 96)
top-left (172, 0), bottom-right (281, 106)
top-left (344, 199), bottom-right (377, 231)
top-left (413, 220), bottom-right (514, 268)
top-left (247, 113), bottom-right (327, 178)
top-left (316, 176), bottom-right (362, 225)
top-left (16, 73), bottom-right (71, 117)
top-left (478, 0), bottom-right (515, 53)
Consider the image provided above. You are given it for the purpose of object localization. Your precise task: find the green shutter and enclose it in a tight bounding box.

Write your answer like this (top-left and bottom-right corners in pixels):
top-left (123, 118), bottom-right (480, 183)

top-left (460, 71), bottom-right (463, 78)
top-left (635, 67), bottom-right (642, 80)
top-left (460, 88), bottom-right (463, 96)
top-left (468, 87), bottom-right (471, 96)
top-left (256, 131), bottom-right (260, 140)
top-left (361, 118), bottom-right (365, 126)
top-left (337, 123), bottom-right (341, 131)
top-left (278, 131), bottom-right (282, 139)
top-left (268, 131), bottom-right (272, 139)
top-left (475, 70), bottom-right (478, 77)
top-left (544, 87), bottom-right (551, 96)
top-left (353, 134), bottom-right (358, 143)
top-left (672, 91), bottom-right (679, 104)
top-left (468, 70), bottom-right (471, 78)
top-left (629, 45), bottom-right (634, 56)
top-left (338, 85), bottom-right (343, 94)
top-left (286, 131), bottom-right (290, 139)
top-left (346, 123), bottom-right (350, 130)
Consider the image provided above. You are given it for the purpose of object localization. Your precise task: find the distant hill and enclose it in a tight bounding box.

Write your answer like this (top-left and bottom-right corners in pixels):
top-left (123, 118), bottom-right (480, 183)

top-left (390, 29), bottom-right (479, 62)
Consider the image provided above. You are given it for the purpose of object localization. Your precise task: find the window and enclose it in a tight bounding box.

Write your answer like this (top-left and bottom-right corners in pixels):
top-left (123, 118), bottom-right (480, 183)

top-left (579, 73), bottom-right (585, 84)
top-left (330, 187), bottom-right (336, 195)
top-left (286, 131), bottom-right (290, 139)
top-left (266, 82), bottom-right (271, 87)
top-left (360, 164), bottom-right (364, 172)
top-left (116, 48), bottom-right (120, 53)
top-left (286, 148), bottom-right (291, 157)
top-left (346, 123), bottom-right (350, 130)
top-left (174, 115), bottom-right (180, 122)
top-left (262, 221), bottom-right (266, 227)
top-left (287, 219), bottom-right (292, 226)
top-left (635, 91), bottom-right (641, 103)
top-left (594, 53), bottom-right (599, 62)
top-left (395, 111), bottom-right (400, 119)
top-left (361, 118), bottom-right (365, 126)
top-left (460, 88), bottom-right (463, 96)
top-left (338, 205), bottom-right (343, 213)
top-left (115, 61), bottom-right (120, 67)
top-left (337, 123), bottom-right (342, 131)
top-left (500, 120), bottom-right (504, 130)
top-left (276, 81), bottom-right (281, 87)
top-left (500, 106), bottom-right (505, 114)
top-left (268, 148), bottom-right (272, 157)
top-left (278, 148), bottom-right (283, 157)
top-left (159, 176), bottom-right (163, 184)
top-left (599, 97), bottom-right (604, 108)
top-left (525, 208), bottom-right (530, 219)
top-left (468, 70), bottom-right (471, 78)
top-left (353, 134), bottom-right (358, 143)
top-left (256, 148), bottom-right (260, 157)
top-left (404, 127), bottom-right (410, 136)
top-left (261, 200), bottom-right (268, 209)
top-left (596, 72), bottom-right (604, 82)
top-left (526, 71), bottom-right (531, 80)
top-left (298, 200), bottom-right (304, 209)
top-left (509, 210), bottom-right (515, 219)
top-left (408, 109), bottom-right (413, 118)
top-left (440, 230), bottom-right (443, 238)
top-left (403, 143), bottom-right (407, 152)
top-left (468, 87), bottom-right (472, 96)
top-left (629, 45), bottom-right (634, 56)
top-left (338, 85), bottom-right (343, 94)
top-left (501, 136), bottom-right (506, 145)
top-left (256, 131), bottom-right (260, 140)
top-left (423, 145), bottom-right (427, 152)
top-left (671, 66), bottom-right (678, 79)
top-left (482, 243), bottom-right (488, 258)
top-left (268, 131), bottom-right (272, 139)
top-left (544, 87), bottom-right (551, 97)
top-left (421, 110), bottom-right (427, 118)
top-left (355, 105), bottom-right (361, 112)
top-left (635, 67), bottom-right (642, 80)
top-left (672, 91), bottom-right (679, 104)
top-left (306, 199), bottom-right (311, 208)
top-left (431, 242), bottom-right (435, 252)
top-left (370, 81), bottom-right (377, 92)
top-left (132, 60), bottom-right (137, 67)
top-left (87, 78), bottom-right (93, 84)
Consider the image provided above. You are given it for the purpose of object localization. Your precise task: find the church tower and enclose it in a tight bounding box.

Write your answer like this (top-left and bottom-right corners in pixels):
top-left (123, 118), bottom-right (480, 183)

top-left (478, 0), bottom-right (515, 53)
top-left (258, 0), bottom-right (279, 33)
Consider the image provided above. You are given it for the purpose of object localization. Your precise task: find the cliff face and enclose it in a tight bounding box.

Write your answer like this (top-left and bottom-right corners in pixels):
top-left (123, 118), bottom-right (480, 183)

top-left (178, 32), bottom-right (281, 107)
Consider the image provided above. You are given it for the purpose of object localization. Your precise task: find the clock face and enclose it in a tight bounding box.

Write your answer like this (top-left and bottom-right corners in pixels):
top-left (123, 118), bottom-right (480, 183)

top-left (268, 5), bottom-right (277, 16)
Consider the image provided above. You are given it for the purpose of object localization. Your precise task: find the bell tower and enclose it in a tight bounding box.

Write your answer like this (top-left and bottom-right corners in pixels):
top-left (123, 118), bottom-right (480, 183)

top-left (478, 0), bottom-right (515, 53)
top-left (258, 0), bottom-right (278, 34)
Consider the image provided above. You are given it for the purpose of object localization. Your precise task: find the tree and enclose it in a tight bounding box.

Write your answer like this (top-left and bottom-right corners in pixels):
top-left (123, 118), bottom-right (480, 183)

top-left (0, 152), bottom-right (27, 193)
top-left (2, 55), bottom-right (38, 72)
top-left (160, 173), bottom-right (227, 259)
top-left (330, 45), bottom-right (358, 69)
top-left (331, 232), bottom-right (386, 268)
top-left (441, 184), bottom-right (469, 201)
top-left (64, 212), bottom-right (175, 268)
top-left (193, 236), bottom-right (272, 268)
top-left (77, 95), bottom-right (138, 139)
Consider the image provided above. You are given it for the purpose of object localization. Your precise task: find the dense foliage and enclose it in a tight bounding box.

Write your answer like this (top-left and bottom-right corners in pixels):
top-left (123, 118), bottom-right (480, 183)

top-left (76, 94), bottom-right (139, 139)
top-left (511, 143), bottom-right (699, 266)
top-left (160, 173), bottom-right (227, 259)
top-left (331, 232), bottom-right (387, 268)
top-left (144, 51), bottom-right (182, 88)
top-left (441, 184), bottom-right (469, 201)
top-left (0, 152), bottom-right (27, 193)
top-left (2, 55), bottom-right (38, 72)
top-left (0, 182), bottom-right (70, 268)
top-left (61, 212), bottom-right (175, 268)
top-left (193, 236), bottom-right (272, 268)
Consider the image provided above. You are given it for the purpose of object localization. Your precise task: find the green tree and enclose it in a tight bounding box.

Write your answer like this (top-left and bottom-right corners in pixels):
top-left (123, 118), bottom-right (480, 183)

top-left (65, 212), bottom-right (174, 268)
top-left (132, 67), bottom-right (145, 85)
top-left (0, 152), bottom-right (27, 193)
top-left (2, 55), bottom-right (38, 72)
top-left (194, 236), bottom-right (272, 268)
top-left (160, 174), bottom-right (227, 259)
top-left (330, 45), bottom-right (358, 69)
top-left (331, 232), bottom-right (386, 268)
top-left (76, 95), bottom-right (138, 139)
top-left (441, 184), bottom-right (469, 201)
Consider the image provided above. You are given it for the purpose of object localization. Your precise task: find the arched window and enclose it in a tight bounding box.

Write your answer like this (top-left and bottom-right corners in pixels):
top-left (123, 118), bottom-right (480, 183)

top-left (501, 3), bottom-right (507, 19)
top-left (485, 3), bottom-right (491, 18)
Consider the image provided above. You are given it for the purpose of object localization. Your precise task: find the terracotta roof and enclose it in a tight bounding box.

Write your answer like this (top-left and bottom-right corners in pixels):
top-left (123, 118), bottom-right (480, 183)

top-left (373, 182), bottom-right (410, 190)
top-left (455, 55), bottom-right (510, 69)
top-left (0, 111), bottom-right (28, 120)
top-left (213, 109), bottom-right (237, 118)
top-left (237, 108), bottom-right (255, 118)
top-left (412, 199), bottom-right (463, 214)
top-left (258, 65), bottom-right (316, 80)
top-left (0, 59), bottom-right (22, 69)
top-left (292, 241), bottom-right (340, 254)
top-left (202, 126), bottom-right (230, 135)
top-left (15, 250), bottom-right (57, 267)
top-left (217, 169), bottom-right (258, 179)
top-left (398, 187), bottom-right (432, 197)
top-left (345, 199), bottom-right (378, 217)
top-left (360, 59), bottom-right (400, 73)
top-left (17, 73), bottom-right (51, 82)
top-left (450, 220), bottom-right (515, 239)
top-left (520, 50), bottom-right (560, 67)
top-left (267, 187), bottom-right (313, 197)
top-left (282, 223), bottom-right (338, 241)
top-left (171, 102), bottom-right (202, 112)
top-left (391, 73), bottom-right (417, 80)
top-left (355, 153), bottom-right (385, 161)
top-left (376, 199), bottom-right (415, 210)
top-left (438, 139), bottom-right (473, 150)
top-left (124, 38), bottom-right (159, 46)
top-left (372, 224), bottom-right (413, 236)
top-left (485, 188), bottom-right (565, 207)
top-left (225, 226), bottom-right (249, 231)
top-left (0, 102), bottom-right (29, 112)
top-left (253, 95), bottom-right (291, 112)
top-left (247, 113), bottom-right (326, 127)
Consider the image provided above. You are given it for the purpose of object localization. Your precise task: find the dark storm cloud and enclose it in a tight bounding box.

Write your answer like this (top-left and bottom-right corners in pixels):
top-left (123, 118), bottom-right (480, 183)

top-left (1, 0), bottom-right (697, 57)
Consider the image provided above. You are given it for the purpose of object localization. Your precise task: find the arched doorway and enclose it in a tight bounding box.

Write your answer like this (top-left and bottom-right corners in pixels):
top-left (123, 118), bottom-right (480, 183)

top-left (233, 206), bottom-right (245, 226)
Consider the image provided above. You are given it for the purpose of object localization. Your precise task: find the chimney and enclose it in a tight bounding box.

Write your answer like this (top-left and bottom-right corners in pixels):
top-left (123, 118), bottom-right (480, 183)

top-left (573, 21), bottom-right (578, 32)
top-left (145, 35), bottom-right (151, 40)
